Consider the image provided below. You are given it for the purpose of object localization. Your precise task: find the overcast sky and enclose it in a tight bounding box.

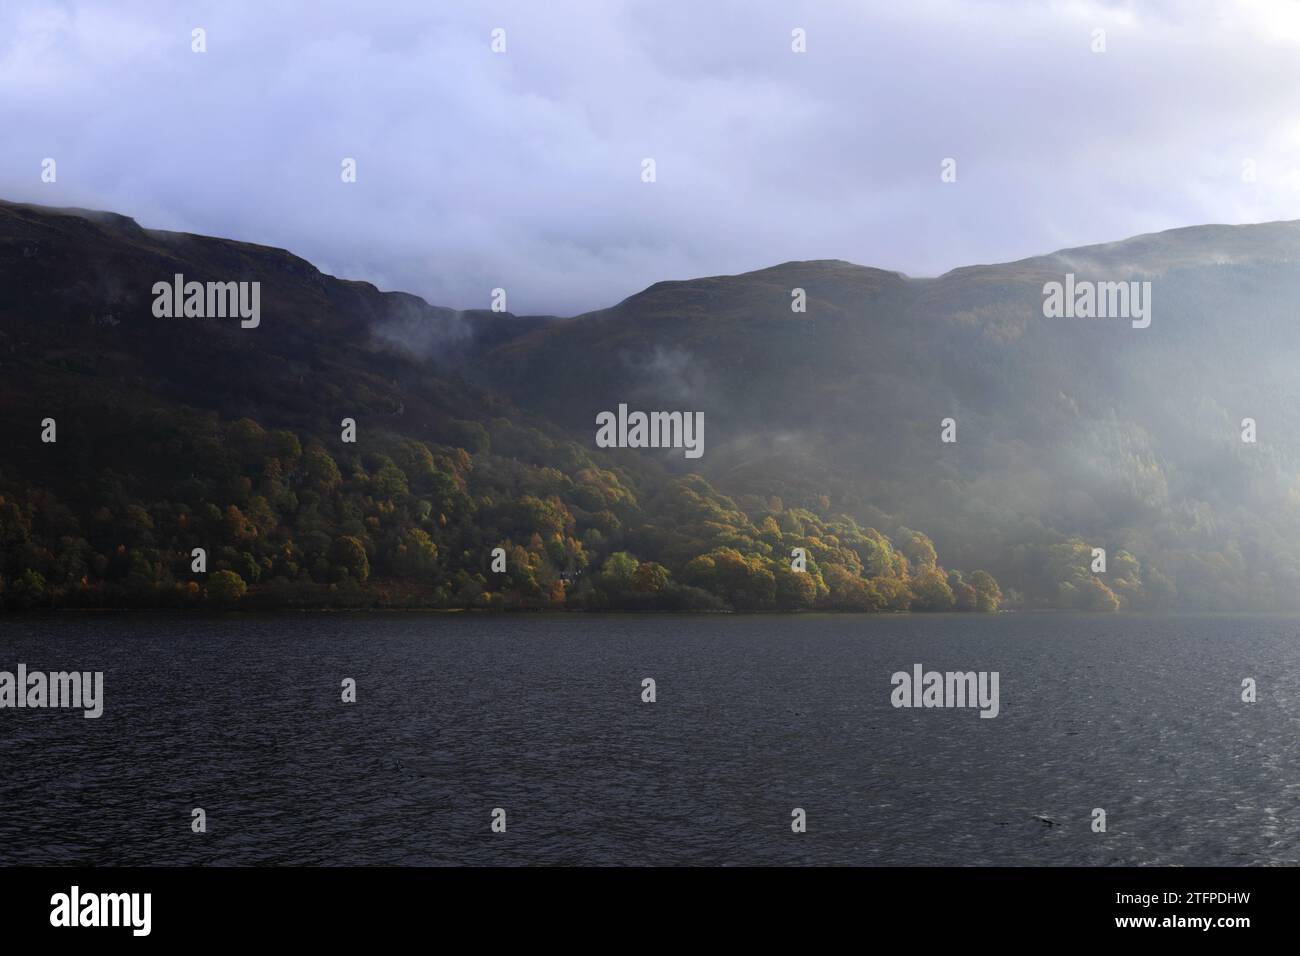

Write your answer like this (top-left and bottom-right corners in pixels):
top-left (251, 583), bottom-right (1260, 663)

top-left (2, 0), bottom-right (1299, 314)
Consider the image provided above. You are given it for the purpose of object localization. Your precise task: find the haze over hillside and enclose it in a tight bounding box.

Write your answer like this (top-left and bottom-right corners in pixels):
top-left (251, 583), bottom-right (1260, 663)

top-left (4, 198), bottom-right (1300, 611)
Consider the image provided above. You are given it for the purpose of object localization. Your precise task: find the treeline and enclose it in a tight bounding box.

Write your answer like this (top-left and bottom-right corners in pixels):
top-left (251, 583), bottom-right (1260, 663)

top-left (0, 409), bottom-right (1004, 612)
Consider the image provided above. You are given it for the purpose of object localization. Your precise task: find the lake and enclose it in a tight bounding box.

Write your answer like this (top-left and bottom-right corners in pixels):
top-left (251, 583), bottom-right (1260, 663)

top-left (0, 612), bottom-right (1296, 865)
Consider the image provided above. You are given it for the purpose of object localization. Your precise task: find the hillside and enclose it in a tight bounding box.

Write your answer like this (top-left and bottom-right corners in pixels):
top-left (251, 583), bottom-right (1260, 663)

top-left (472, 221), bottom-right (1300, 611)
top-left (7, 198), bottom-right (1300, 612)
top-left (0, 200), bottom-right (998, 613)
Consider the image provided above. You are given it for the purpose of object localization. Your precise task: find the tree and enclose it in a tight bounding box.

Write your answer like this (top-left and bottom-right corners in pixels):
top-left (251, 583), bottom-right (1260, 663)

top-left (372, 458), bottom-right (410, 498)
top-left (206, 569), bottom-right (247, 604)
top-left (600, 551), bottom-right (640, 595)
top-left (633, 561), bottom-right (670, 594)
top-left (910, 569), bottom-right (955, 611)
top-left (302, 445), bottom-right (342, 491)
top-left (224, 505), bottom-right (257, 543)
top-left (1075, 576), bottom-right (1120, 612)
top-left (391, 528), bottom-right (438, 579)
top-left (901, 531), bottom-right (938, 574)
top-left (948, 570), bottom-right (978, 611)
top-left (776, 564), bottom-right (822, 609)
top-left (331, 536), bottom-right (371, 582)
top-left (10, 568), bottom-right (47, 608)
top-left (968, 570), bottom-right (1002, 612)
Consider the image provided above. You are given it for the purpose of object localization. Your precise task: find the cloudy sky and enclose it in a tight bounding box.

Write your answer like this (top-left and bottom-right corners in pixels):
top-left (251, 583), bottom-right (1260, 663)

top-left (2, 0), bottom-right (1298, 314)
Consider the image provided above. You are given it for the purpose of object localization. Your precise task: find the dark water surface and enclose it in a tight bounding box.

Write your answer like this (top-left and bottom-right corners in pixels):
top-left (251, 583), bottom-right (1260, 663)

top-left (0, 612), bottom-right (1296, 865)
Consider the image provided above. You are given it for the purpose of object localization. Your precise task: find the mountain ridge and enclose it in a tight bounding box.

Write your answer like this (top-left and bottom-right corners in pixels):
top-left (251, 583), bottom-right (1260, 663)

top-left (13, 195), bottom-right (1300, 316)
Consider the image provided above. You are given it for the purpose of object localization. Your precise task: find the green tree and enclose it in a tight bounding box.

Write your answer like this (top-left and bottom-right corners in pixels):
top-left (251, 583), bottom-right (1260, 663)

top-left (206, 569), bottom-right (247, 604)
top-left (302, 445), bottom-right (343, 491)
top-left (391, 528), bottom-right (438, 579)
top-left (600, 551), bottom-right (640, 595)
top-left (10, 568), bottom-right (47, 608)
top-left (331, 536), bottom-right (370, 583)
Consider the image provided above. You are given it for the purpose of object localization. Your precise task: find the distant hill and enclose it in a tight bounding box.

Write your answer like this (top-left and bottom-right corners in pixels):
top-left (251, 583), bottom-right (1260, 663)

top-left (3, 198), bottom-right (1299, 611)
